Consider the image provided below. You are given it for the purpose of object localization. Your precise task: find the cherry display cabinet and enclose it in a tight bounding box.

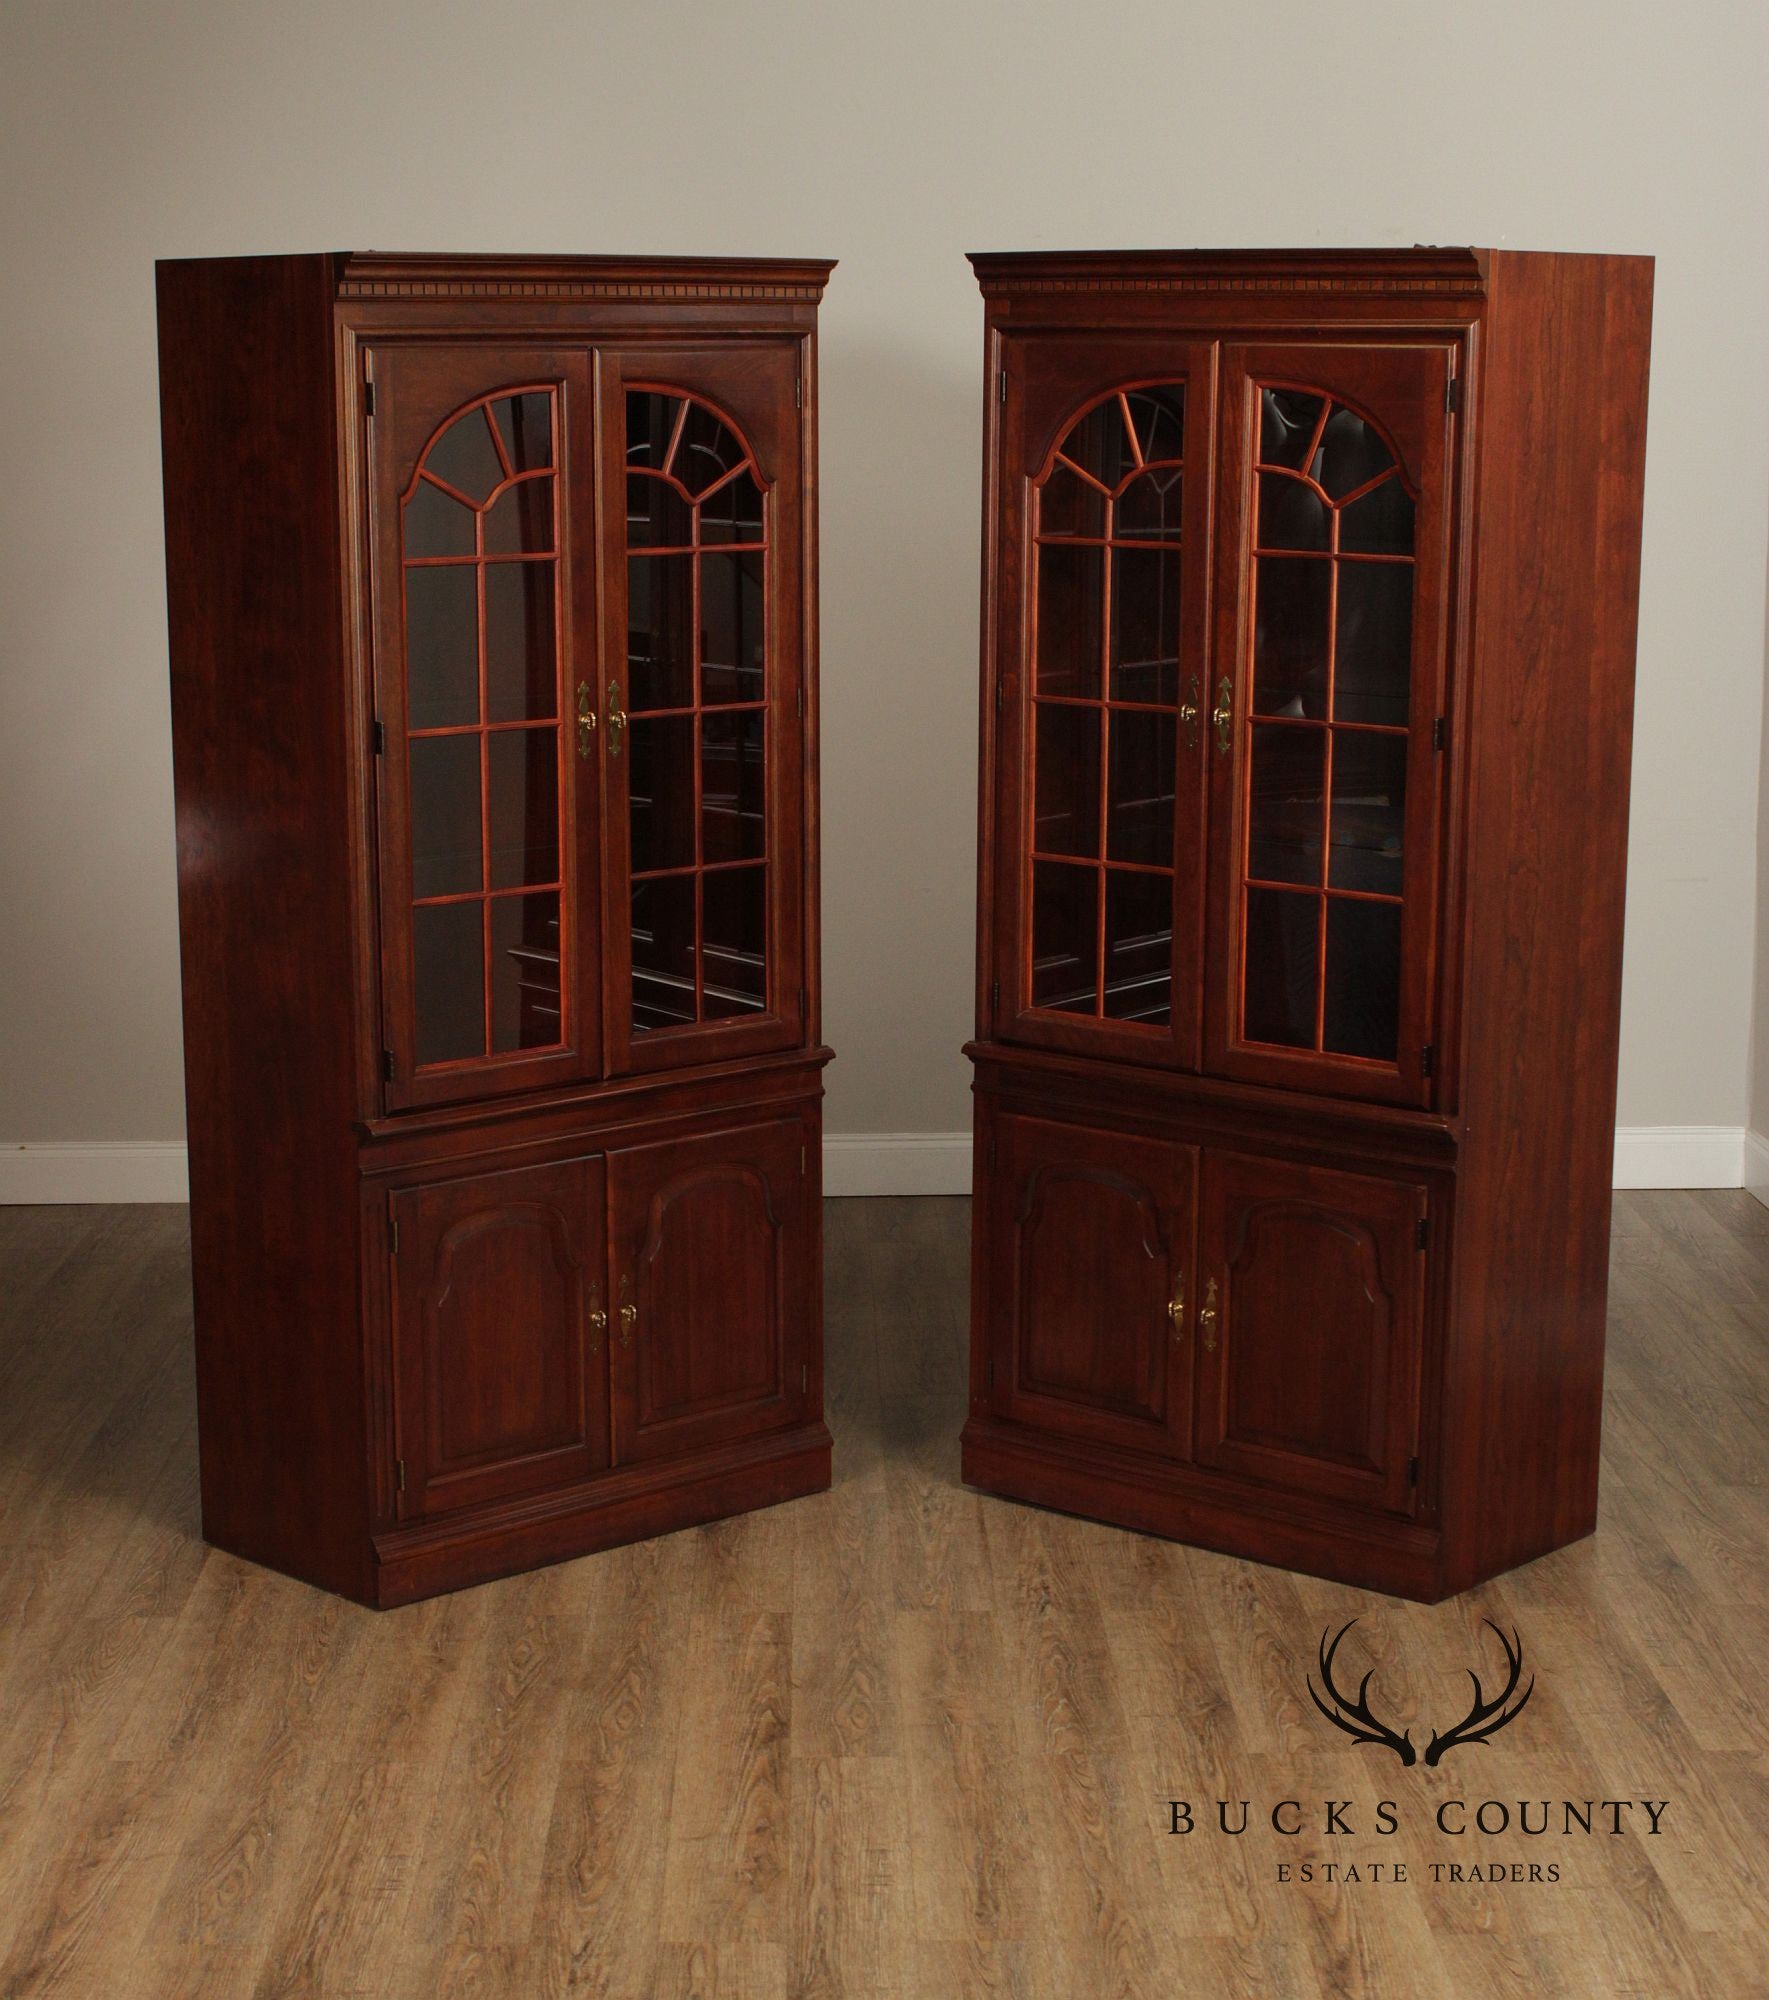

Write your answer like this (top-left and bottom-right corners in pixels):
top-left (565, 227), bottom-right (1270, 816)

top-left (157, 253), bottom-right (834, 1606)
top-left (963, 248), bottom-right (1653, 1601)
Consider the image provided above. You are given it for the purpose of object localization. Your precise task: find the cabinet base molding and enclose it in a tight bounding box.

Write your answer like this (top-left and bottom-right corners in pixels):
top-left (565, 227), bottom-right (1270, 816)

top-left (962, 1418), bottom-right (1449, 1601)
top-left (309, 1423), bottom-right (831, 1608)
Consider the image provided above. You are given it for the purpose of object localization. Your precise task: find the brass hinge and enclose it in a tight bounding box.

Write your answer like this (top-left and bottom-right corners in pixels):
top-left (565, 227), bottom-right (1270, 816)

top-left (795, 375), bottom-right (803, 410)
top-left (1432, 716), bottom-right (1447, 751)
top-left (388, 1212), bottom-right (399, 1255)
top-left (995, 679), bottom-right (1004, 714)
top-left (372, 718), bottom-right (386, 755)
top-left (1445, 378), bottom-right (1460, 415)
top-left (1416, 1215), bottom-right (1429, 1250)
top-left (381, 1048), bottom-right (395, 1082)
top-left (800, 1143), bottom-right (807, 1177)
top-left (1407, 1455), bottom-right (1421, 1487)
top-left (990, 979), bottom-right (1000, 1014)
top-left (999, 372), bottom-right (1007, 404)
top-left (1421, 1043), bottom-right (1436, 1078)
top-left (363, 380), bottom-right (376, 418)
top-left (395, 1457), bottom-right (406, 1493)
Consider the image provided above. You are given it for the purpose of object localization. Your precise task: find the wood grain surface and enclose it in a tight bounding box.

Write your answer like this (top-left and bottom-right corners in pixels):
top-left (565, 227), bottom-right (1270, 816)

top-left (0, 1192), bottom-right (1760, 1997)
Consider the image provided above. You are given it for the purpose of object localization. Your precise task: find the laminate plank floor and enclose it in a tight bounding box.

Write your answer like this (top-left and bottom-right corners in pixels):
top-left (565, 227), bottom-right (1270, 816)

top-left (0, 1194), bottom-right (1761, 1997)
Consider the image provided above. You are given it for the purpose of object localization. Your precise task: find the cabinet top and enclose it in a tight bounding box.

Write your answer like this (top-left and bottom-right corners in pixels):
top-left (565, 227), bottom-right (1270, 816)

top-left (155, 251), bottom-right (838, 303)
top-left (967, 247), bottom-right (1489, 300)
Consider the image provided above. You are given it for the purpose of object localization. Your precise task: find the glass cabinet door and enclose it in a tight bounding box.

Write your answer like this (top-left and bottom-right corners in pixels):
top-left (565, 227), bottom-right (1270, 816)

top-left (368, 345), bottom-right (599, 1110)
top-left (995, 341), bottom-right (1216, 1067)
top-left (601, 346), bottom-right (807, 1076)
top-left (1206, 343), bottom-right (1455, 1107)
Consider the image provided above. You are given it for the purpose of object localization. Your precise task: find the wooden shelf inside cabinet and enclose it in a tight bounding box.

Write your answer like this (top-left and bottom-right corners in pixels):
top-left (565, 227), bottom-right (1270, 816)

top-left (156, 251), bottom-right (834, 1606)
top-left (963, 246), bottom-right (1653, 1602)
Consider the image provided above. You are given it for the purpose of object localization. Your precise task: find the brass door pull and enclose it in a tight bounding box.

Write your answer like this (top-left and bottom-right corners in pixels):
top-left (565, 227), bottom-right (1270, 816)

top-left (576, 679), bottom-right (596, 758)
top-left (1212, 676), bottom-right (1234, 755)
top-left (1168, 1272), bottom-right (1186, 1338)
top-left (1199, 1276), bottom-right (1219, 1352)
top-left (607, 679), bottom-right (628, 757)
top-left (618, 1302), bottom-right (637, 1347)
top-left (1179, 674), bottom-right (1200, 751)
top-left (586, 1282), bottom-right (607, 1352)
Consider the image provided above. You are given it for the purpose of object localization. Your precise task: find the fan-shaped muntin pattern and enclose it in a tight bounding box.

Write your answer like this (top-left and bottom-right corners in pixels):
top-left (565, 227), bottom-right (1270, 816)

top-left (1242, 385), bottom-right (1419, 1067)
top-left (624, 390), bottom-right (770, 1036)
top-left (400, 389), bottom-right (566, 1071)
top-left (1027, 383), bottom-right (1187, 1030)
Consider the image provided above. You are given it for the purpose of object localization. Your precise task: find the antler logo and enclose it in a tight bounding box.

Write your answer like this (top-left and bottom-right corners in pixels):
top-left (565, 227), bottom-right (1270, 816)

top-left (1308, 1618), bottom-right (1535, 1767)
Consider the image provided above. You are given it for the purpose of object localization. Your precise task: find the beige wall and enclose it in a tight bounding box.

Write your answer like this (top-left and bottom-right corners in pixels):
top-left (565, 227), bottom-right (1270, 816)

top-left (2, 0), bottom-right (1766, 1148)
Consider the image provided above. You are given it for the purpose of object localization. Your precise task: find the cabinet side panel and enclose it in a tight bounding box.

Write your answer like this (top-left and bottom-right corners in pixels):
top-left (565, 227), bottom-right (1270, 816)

top-left (156, 253), bottom-right (370, 1599)
top-left (1447, 251), bottom-right (1653, 1588)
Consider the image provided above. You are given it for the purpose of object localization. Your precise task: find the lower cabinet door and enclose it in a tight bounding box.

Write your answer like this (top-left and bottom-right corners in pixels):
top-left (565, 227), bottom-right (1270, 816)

top-left (606, 1117), bottom-right (811, 1465)
top-left (390, 1156), bottom-right (608, 1520)
top-left (986, 1111), bottom-right (1196, 1456)
top-left (1195, 1150), bottom-right (1426, 1513)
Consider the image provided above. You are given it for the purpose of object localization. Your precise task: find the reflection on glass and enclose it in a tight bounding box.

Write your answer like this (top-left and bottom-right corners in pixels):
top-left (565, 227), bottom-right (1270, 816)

top-left (675, 403), bottom-right (743, 496)
top-left (1036, 544), bottom-right (1104, 696)
top-left (1109, 547), bottom-right (1181, 705)
top-left (1056, 400), bottom-right (1138, 492)
top-left (410, 736), bottom-right (482, 897)
top-left (486, 728), bottom-right (559, 888)
top-left (1031, 861), bottom-right (1097, 1014)
top-left (1310, 404), bottom-right (1395, 500)
top-left (700, 551), bottom-right (765, 704)
top-left (631, 875), bottom-right (696, 1030)
top-left (1253, 559), bottom-right (1331, 719)
top-left (1034, 704), bottom-right (1101, 858)
top-left (703, 867), bottom-right (766, 1017)
top-left (628, 555), bottom-right (694, 711)
top-left (702, 710), bottom-right (766, 864)
top-left (405, 480), bottom-right (475, 558)
top-left (1244, 888), bottom-right (1317, 1048)
top-left (626, 392), bottom-right (681, 468)
top-left (1258, 473), bottom-right (1329, 550)
top-left (485, 564), bottom-right (557, 723)
top-left (1126, 385), bottom-right (1185, 464)
top-left (414, 901), bottom-right (484, 1066)
top-left (425, 407), bottom-right (504, 503)
top-left (1339, 477), bottom-right (1415, 556)
top-left (1328, 734), bottom-right (1405, 895)
top-left (1334, 564), bottom-right (1413, 726)
top-left (1039, 462), bottom-right (1107, 539)
top-left (701, 471), bottom-right (764, 544)
top-left (482, 480), bottom-right (553, 556)
top-left (1115, 467), bottom-right (1182, 541)
top-left (406, 567), bottom-right (479, 728)
top-left (629, 716), bottom-right (696, 873)
top-left (1323, 898), bottom-right (1400, 1060)
top-left (490, 891), bottom-right (561, 1052)
top-left (1103, 870), bottom-right (1172, 1025)
top-left (627, 473), bottom-right (692, 548)
top-left (1106, 708), bottom-right (1175, 865)
top-left (1259, 390), bottom-right (1325, 470)
top-left (1247, 725), bottom-right (1325, 886)
top-left (491, 393), bottom-right (552, 472)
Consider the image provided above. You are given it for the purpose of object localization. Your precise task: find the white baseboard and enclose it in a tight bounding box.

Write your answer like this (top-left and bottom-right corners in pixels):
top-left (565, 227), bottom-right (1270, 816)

top-left (0, 1127), bottom-right (1752, 1204)
top-left (821, 1132), bottom-right (972, 1197)
top-left (1611, 1125), bottom-right (1745, 1191)
top-left (0, 1142), bottom-right (190, 1204)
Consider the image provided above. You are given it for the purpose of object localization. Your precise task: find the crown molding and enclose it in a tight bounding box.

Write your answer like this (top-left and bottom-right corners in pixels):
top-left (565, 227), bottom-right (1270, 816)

top-left (337, 253), bottom-right (837, 304)
top-left (967, 247), bottom-right (1488, 301)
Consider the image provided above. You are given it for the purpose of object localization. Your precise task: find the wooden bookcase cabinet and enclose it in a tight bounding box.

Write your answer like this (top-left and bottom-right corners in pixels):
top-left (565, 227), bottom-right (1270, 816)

top-left (962, 249), bottom-right (1653, 1601)
top-left (157, 253), bottom-right (834, 1606)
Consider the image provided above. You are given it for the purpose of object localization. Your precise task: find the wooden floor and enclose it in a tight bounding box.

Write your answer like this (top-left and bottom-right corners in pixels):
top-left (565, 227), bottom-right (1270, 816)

top-left (0, 1193), bottom-right (1762, 1998)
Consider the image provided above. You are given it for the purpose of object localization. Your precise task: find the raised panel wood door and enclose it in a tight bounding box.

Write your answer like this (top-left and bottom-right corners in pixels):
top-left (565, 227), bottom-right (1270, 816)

top-left (986, 1110), bottom-right (1196, 1456)
top-left (367, 344), bottom-right (601, 1110)
top-left (1195, 1150), bottom-right (1426, 1513)
top-left (1206, 343), bottom-right (1457, 1107)
top-left (390, 1156), bottom-right (608, 1520)
top-left (599, 346), bottom-right (808, 1078)
top-left (991, 338), bottom-right (1218, 1067)
top-left (606, 1117), bottom-right (811, 1464)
